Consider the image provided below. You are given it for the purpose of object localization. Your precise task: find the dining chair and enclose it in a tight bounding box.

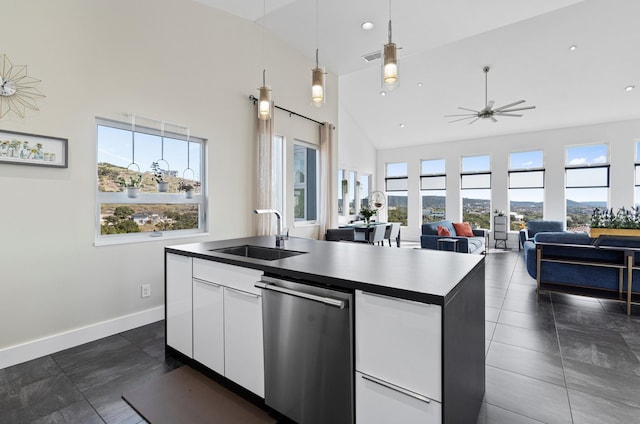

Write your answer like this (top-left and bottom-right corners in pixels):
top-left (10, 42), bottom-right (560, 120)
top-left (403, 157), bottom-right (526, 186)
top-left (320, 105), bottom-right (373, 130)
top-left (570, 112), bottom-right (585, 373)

top-left (370, 224), bottom-right (387, 246)
top-left (387, 223), bottom-right (401, 247)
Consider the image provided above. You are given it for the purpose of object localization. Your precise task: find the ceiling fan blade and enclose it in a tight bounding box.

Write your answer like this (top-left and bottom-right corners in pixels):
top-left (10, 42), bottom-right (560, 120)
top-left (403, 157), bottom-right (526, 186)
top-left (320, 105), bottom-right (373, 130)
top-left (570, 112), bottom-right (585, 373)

top-left (458, 107), bottom-right (480, 113)
top-left (494, 113), bottom-right (523, 117)
top-left (497, 105), bottom-right (536, 113)
top-left (494, 100), bottom-right (525, 112)
top-left (490, 116), bottom-right (498, 123)
top-left (448, 116), bottom-right (477, 123)
top-left (467, 117), bottom-right (481, 125)
top-left (444, 113), bottom-right (477, 117)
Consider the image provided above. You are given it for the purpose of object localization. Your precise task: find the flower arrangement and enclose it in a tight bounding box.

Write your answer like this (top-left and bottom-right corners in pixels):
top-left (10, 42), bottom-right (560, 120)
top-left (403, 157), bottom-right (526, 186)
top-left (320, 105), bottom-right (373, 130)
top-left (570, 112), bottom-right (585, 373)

top-left (590, 207), bottom-right (640, 229)
top-left (359, 206), bottom-right (377, 224)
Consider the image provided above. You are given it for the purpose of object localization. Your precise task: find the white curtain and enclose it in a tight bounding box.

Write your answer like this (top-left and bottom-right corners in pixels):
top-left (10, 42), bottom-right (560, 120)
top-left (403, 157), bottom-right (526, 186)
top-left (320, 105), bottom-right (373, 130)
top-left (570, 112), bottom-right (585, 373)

top-left (319, 122), bottom-right (337, 236)
top-left (256, 109), bottom-right (275, 235)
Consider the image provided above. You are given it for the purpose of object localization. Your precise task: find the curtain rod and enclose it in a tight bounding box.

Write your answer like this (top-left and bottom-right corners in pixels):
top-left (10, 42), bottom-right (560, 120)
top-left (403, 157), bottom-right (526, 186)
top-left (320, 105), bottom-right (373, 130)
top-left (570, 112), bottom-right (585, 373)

top-left (248, 95), bottom-right (324, 126)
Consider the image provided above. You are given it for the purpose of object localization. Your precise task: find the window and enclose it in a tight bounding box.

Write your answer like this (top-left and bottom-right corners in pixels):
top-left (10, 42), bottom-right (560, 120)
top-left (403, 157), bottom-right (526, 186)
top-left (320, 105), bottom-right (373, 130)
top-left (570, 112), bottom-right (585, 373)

top-left (293, 142), bottom-right (317, 222)
top-left (565, 144), bottom-right (609, 231)
top-left (509, 150), bottom-right (544, 231)
top-left (385, 162), bottom-right (408, 226)
top-left (338, 169), bottom-right (345, 215)
top-left (359, 173), bottom-right (371, 210)
top-left (420, 159), bottom-right (446, 223)
top-left (348, 171), bottom-right (356, 215)
top-left (461, 155), bottom-right (491, 229)
top-left (635, 141), bottom-right (640, 208)
top-left (96, 118), bottom-right (206, 244)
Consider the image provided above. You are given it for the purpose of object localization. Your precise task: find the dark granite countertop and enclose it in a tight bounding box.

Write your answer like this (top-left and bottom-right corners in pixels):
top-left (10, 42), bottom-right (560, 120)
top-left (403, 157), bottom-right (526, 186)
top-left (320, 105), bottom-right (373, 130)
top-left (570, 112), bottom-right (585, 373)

top-left (165, 236), bottom-right (484, 305)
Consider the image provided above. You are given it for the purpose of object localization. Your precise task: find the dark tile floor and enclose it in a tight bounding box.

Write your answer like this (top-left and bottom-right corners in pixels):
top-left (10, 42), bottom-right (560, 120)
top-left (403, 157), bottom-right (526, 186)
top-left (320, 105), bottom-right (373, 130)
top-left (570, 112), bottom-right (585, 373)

top-left (2, 250), bottom-right (640, 423)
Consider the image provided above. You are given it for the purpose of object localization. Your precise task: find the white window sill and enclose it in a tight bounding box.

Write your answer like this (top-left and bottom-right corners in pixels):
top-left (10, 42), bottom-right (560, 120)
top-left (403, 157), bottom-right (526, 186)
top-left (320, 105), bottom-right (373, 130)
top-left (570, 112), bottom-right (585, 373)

top-left (94, 230), bottom-right (209, 247)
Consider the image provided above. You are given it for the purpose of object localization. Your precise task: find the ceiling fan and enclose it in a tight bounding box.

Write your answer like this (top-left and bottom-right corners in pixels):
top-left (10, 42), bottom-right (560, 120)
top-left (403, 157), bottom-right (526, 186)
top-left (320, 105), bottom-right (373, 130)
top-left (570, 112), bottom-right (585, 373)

top-left (445, 66), bottom-right (536, 124)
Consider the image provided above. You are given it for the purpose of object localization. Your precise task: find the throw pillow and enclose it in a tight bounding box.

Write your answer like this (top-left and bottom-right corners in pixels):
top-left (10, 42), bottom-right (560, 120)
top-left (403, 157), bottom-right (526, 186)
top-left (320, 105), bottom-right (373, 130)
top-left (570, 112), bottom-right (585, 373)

top-left (453, 222), bottom-right (474, 237)
top-left (437, 225), bottom-right (451, 236)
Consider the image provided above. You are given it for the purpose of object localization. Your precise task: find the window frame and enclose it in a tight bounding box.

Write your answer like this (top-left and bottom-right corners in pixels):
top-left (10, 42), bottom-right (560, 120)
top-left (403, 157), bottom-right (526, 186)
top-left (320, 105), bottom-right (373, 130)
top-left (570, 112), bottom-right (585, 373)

top-left (420, 159), bottom-right (446, 223)
top-left (292, 140), bottom-right (318, 226)
top-left (94, 117), bottom-right (207, 246)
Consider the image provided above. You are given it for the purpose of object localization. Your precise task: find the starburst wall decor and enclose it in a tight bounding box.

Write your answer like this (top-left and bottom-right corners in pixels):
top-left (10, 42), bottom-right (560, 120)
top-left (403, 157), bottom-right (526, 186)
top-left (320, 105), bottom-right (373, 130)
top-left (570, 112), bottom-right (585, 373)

top-left (0, 54), bottom-right (45, 118)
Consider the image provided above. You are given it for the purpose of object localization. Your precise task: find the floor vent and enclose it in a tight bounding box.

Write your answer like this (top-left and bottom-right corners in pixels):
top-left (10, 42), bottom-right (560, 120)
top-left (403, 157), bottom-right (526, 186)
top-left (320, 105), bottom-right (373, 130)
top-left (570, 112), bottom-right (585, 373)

top-left (362, 50), bottom-right (382, 63)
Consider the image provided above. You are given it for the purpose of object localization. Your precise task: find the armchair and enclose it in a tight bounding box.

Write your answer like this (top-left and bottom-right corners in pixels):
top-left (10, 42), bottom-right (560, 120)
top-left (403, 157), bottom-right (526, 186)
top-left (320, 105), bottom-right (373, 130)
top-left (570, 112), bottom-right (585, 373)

top-left (519, 220), bottom-right (564, 250)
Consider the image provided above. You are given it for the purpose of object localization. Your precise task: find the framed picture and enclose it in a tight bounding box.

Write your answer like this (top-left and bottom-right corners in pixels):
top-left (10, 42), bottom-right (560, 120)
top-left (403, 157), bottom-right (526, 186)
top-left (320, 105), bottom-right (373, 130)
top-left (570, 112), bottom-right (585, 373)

top-left (0, 129), bottom-right (68, 168)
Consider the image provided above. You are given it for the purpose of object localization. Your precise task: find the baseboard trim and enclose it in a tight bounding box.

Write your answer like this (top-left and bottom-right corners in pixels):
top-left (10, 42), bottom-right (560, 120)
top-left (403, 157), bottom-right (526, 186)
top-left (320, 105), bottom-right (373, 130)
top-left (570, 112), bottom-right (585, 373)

top-left (0, 306), bottom-right (165, 369)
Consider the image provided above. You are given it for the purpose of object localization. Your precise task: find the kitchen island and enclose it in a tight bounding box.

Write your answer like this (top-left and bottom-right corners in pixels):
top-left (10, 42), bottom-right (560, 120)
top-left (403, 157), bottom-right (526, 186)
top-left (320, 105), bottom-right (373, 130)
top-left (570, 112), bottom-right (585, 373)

top-left (165, 236), bottom-right (485, 424)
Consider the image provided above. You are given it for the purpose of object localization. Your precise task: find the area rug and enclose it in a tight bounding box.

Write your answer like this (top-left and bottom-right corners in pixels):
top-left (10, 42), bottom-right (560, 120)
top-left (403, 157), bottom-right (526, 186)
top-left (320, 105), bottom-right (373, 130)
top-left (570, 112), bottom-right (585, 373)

top-left (122, 366), bottom-right (277, 424)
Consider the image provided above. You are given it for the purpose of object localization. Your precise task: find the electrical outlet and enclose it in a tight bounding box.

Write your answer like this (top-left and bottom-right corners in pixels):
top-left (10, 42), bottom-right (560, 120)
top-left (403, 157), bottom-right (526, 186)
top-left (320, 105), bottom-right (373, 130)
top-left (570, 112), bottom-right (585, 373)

top-left (141, 284), bottom-right (151, 298)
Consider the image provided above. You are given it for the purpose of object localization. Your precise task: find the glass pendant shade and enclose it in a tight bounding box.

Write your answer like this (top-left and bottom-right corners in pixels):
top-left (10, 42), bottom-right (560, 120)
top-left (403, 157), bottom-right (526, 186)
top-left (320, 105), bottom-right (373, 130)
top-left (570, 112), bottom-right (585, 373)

top-left (311, 66), bottom-right (325, 107)
top-left (258, 69), bottom-right (271, 120)
top-left (382, 18), bottom-right (399, 90)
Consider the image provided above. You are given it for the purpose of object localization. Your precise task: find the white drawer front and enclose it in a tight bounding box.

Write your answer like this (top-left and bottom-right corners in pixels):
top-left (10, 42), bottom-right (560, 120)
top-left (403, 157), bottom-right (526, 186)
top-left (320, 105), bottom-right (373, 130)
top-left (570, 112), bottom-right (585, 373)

top-left (356, 371), bottom-right (441, 424)
top-left (193, 258), bottom-right (263, 294)
top-left (355, 290), bottom-right (442, 401)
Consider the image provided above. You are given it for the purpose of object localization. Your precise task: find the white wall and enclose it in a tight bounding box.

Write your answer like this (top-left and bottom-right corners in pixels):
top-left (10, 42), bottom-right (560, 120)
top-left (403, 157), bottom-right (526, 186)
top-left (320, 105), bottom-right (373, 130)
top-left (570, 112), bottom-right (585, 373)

top-left (377, 119), bottom-right (640, 244)
top-left (0, 0), bottom-right (338, 358)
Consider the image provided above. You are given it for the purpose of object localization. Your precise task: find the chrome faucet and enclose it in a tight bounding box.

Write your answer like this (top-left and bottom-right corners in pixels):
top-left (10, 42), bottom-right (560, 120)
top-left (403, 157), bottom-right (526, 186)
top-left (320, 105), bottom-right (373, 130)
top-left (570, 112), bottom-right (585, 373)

top-left (254, 209), bottom-right (286, 247)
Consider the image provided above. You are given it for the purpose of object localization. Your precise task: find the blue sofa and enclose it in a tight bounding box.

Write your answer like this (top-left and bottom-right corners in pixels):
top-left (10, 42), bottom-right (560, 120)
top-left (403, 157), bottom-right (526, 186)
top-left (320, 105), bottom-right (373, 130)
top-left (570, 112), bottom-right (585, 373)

top-left (519, 220), bottom-right (564, 250)
top-left (524, 232), bottom-right (640, 313)
top-left (421, 220), bottom-right (487, 254)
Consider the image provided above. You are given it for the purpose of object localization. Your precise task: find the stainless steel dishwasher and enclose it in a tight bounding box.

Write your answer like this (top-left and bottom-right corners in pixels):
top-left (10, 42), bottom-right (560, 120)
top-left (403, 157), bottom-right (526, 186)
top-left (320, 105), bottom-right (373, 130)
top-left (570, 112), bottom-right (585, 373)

top-left (256, 275), bottom-right (353, 424)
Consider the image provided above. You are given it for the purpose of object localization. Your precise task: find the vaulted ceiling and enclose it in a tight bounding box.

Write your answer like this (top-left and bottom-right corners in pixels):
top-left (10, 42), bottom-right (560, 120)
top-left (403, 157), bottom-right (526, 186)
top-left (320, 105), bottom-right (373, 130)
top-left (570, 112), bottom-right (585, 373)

top-left (195, 0), bottom-right (640, 149)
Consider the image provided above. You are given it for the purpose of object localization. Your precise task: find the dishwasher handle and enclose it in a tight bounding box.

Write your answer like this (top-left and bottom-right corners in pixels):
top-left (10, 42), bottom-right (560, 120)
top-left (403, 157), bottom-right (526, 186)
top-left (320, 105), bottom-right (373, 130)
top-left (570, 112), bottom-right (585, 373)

top-left (255, 281), bottom-right (346, 309)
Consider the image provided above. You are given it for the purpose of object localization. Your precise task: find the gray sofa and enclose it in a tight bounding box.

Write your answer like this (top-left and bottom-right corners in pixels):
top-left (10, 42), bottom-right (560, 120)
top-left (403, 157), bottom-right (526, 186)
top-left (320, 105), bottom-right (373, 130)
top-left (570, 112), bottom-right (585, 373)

top-left (420, 220), bottom-right (487, 254)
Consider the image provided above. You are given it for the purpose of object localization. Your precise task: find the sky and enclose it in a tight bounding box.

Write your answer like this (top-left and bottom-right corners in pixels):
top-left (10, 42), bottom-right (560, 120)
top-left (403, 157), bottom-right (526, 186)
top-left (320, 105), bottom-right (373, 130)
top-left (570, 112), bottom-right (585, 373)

top-left (97, 125), bottom-right (202, 181)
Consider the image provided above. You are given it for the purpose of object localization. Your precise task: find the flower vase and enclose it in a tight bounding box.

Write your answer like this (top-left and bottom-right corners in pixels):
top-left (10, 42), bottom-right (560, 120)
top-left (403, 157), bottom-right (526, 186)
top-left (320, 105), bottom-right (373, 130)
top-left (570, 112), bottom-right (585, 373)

top-left (127, 187), bottom-right (140, 198)
top-left (185, 189), bottom-right (194, 199)
top-left (157, 182), bottom-right (169, 192)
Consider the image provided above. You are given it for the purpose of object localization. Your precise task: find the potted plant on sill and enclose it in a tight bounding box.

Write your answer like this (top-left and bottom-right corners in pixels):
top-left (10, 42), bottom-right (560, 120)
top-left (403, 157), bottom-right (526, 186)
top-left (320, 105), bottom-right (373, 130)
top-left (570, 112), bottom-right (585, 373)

top-left (590, 207), bottom-right (640, 237)
top-left (151, 161), bottom-right (169, 192)
top-left (119, 174), bottom-right (142, 198)
top-left (178, 180), bottom-right (195, 199)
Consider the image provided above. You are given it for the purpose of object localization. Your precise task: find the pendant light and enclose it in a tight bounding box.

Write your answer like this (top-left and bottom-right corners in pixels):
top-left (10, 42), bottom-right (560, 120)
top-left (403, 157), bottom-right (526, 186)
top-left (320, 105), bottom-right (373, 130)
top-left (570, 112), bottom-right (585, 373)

top-left (311, 0), bottom-right (325, 107)
top-left (383, 0), bottom-right (399, 90)
top-left (258, 69), bottom-right (271, 120)
top-left (258, 0), bottom-right (272, 120)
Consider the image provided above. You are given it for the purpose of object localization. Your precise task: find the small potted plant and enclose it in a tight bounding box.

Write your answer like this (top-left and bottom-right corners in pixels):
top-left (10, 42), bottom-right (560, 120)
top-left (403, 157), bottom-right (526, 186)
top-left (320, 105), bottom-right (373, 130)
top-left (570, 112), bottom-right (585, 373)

top-left (119, 174), bottom-right (142, 198)
top-left (151, 161), bottom-right (169, 192)
top-left (178, 180), bottom-right (195, 199)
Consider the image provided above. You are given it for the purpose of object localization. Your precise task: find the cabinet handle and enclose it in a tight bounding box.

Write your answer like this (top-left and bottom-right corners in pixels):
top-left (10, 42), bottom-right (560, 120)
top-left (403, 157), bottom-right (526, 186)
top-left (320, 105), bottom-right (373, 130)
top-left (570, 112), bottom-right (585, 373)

top-left (362, 291), bottom-right (430, 307)
top-left (225, 286), bottom-right (260, 298)
top-left (193, 278), bottom-right (221, 288)
top-left (360, 373), bottom-right (431, 404)
top-left (255, 281), bottom-right (346, 309)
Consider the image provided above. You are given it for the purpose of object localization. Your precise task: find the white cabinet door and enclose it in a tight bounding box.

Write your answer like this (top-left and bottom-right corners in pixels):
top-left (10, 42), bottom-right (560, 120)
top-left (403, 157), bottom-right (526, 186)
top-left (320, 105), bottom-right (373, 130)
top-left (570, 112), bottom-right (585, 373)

top-left (224, 287), bottom-right (264, 397)
top-left (193, 278), bottom-right (225, 375)
top-left (166, 253), bottom-right (193, 357)
top-left (356, 372), bottom-right (441, 424)
top-left (355, 290), bottom-right (442, 402)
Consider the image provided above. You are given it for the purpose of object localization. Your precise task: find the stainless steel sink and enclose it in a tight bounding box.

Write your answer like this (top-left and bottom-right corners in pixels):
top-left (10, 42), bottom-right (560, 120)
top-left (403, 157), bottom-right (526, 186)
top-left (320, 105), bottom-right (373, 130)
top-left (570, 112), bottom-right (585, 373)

top-left (210, 245), bottom-right (307, 261)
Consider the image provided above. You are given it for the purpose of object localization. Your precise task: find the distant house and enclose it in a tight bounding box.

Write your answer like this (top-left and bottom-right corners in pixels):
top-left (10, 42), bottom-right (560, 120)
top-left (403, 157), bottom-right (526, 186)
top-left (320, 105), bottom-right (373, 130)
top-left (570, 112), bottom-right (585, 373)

top-left (132, 213), bottom-right (149, 225)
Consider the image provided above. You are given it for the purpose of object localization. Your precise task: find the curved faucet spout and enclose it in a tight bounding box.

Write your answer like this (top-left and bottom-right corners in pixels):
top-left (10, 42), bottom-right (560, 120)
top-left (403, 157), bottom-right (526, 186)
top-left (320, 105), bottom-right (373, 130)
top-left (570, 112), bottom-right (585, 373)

top-left (253, 209), bottom-right (284, 247)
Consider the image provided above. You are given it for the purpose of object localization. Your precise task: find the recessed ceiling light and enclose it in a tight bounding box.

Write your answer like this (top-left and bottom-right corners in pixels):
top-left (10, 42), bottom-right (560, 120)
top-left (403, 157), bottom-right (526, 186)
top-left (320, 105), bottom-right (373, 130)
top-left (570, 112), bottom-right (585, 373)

top-left (399, 124), bottom-right (405, 128)
top-left (417, 82), bottom-right (423, 87)
top-left (625, 85), bottom-right (635, 92)
top-left (361, 21), bottom-right (374, 30)
top-left (569, 45), bottom-right (577, 51)
top-left (380, 90), bottom-right (386, 96)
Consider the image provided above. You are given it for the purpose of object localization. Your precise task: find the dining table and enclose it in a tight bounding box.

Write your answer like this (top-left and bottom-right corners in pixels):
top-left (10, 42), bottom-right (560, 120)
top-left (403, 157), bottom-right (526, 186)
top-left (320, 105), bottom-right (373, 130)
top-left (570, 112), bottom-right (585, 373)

top-left (339, 222), bottom-right (400, 246)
